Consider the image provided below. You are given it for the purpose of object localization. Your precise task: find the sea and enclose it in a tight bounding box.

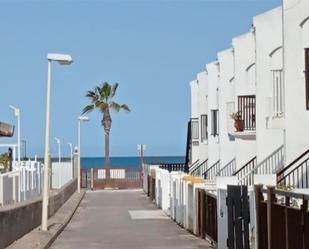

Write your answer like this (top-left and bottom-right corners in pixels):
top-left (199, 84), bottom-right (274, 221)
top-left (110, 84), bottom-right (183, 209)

top-left (80, 156), bottom-right (185, 169)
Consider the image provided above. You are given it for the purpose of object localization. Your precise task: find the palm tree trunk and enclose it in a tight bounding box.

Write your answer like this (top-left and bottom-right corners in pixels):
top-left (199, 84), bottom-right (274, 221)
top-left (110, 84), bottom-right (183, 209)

top-left (102, 109), bottom-right (112, 179)
top-left (105, 130), bottom-right (111, 178)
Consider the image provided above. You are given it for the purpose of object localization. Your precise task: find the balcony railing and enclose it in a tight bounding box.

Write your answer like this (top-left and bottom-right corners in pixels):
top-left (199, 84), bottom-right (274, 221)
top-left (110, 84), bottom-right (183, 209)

top-left (238, 95), bottom-right (256, 130)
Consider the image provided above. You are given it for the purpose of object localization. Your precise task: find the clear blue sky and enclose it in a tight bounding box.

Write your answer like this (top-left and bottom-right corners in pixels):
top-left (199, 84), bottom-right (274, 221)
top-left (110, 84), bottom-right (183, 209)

top-left (0, 0), bottom-right (281, 158)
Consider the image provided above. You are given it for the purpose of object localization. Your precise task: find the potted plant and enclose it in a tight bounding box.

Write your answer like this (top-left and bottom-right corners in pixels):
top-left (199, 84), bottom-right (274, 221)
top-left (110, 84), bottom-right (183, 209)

top-left (230, 111), bottom-right (244, 132)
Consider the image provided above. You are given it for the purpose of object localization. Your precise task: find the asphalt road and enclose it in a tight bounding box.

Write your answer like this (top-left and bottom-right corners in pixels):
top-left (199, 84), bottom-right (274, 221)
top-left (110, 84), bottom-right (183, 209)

top-left (50, 189), bottom-right (212, 249)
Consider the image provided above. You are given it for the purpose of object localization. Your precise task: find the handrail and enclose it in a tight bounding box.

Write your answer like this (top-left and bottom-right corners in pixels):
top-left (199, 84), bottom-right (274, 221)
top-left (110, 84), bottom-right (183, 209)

top-left (276, 149), bottom-right (309, 176)
top-left (277, 150), bottom-right (309, 188)
top-left (190, 159), bottom-right (208, 177)
top-left (233, 157), bottom-right (256, 176)
top-left (188, 159), bottom-right (201, 173)
top-left (234, 156), bottom-right (256, 186)
top-left (238, 145), bottom-right (284, 185)
top-left (203, 160), bottom-right (220, 180)
top-left (217, 158), bottom-right (236, 177)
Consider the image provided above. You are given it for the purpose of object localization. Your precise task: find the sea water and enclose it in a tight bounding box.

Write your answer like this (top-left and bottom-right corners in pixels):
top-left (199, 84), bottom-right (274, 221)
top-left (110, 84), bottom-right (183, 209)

top-left (81, 156), bottom-right (185, 169)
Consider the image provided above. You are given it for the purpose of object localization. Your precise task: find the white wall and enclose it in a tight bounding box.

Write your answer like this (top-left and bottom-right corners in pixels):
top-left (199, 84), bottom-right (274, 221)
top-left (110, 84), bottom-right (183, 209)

top-left (206, 62), bottom-right (220, 167)
top-left (232, 32), bottom-right (257, 169)
top-left (190, 79), bottom-right (200, 163)
top-left (52, 161), bottom-right (73, 189)
top-left (218, 48), bottom-right (236, 168)
top-left (197, 71), bottom-right (208, 163)
top-left (253, 7), bottom-right (284, 164)
top-left (283, 0), bottom-right (309, 163)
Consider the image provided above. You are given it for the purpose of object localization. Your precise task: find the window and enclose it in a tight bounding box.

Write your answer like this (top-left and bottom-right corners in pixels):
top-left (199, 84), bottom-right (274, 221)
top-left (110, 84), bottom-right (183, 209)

top-left (305, 49), bottom-right (309, 109)
top-left (238, 95), bottom-right (256, 130)
top-left (211, 110), bottom-right (219, 136)
top-left (201, 115), bottom-right (208, 142)
top-left (272, 69), bottom-right (284, 115)
top-left (191, 119), bottom-right (199, 140)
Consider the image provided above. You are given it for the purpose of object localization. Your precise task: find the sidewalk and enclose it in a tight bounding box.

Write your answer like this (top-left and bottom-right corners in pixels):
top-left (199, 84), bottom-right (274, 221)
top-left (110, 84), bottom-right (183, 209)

top-left (7, 191), bottom-right (85, 249)
top-left (49, 189), bottom-right (213, 249)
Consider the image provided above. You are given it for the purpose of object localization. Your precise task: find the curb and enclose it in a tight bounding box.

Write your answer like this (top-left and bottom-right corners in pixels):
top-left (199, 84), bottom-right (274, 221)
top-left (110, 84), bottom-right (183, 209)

top-left (43, 190), bottom-right (86, 249)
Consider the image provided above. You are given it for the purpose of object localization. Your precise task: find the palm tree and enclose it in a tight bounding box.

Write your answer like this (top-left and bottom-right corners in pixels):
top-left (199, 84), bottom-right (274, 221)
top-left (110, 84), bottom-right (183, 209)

top-left (82, 82), bottom-right (130, 177)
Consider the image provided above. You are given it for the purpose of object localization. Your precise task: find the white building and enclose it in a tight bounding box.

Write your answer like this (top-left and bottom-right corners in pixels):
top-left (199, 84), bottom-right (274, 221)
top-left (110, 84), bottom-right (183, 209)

top-left (253, 7), bottom-right (285, 172)
top-left (217, 48), bottom-right (236, 171)
top-left (283, 0), bottom-right (309, 164)
top-left (231, 31), bottom-right (257, 170)
top-left (206, 61), bottom-right (220, 171)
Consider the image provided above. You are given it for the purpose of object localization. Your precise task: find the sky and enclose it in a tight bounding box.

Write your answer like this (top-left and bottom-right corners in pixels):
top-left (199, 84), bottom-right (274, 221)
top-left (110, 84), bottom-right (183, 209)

top-left (0, 0), bottom-right (281, 158)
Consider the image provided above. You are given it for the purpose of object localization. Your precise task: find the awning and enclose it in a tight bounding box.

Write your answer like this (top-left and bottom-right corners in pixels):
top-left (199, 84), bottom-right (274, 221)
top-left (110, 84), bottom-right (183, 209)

top-left (0, 122), bottom-right (15, 137)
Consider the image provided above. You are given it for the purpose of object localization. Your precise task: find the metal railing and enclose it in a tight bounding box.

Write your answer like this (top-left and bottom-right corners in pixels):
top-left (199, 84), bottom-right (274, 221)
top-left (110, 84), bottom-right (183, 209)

top-left (277, 149), bottom-right (309, 188)
top-left (238, 95), bottom-right (256, 130)
top-left (217, 158), bottom-right (236, 177)
top-left (159, 163), bottom-right (187, 172)
top-left (188, 159), bottom-right (200, 175)
top-left (238, 145), bottom-right (284, 186)
top-left (234, 156), bottom-right (256, 186)
top-left (203, 160), bottom-right (220, 180)
top-left (190, 159), bottom-right (208, 177)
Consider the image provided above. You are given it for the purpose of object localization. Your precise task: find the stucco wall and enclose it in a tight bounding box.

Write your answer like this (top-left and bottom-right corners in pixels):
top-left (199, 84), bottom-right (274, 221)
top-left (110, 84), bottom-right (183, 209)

top-left (206, 62), bottom-right (220, 167)
top-left (197, 71), bottom-right (208, 162)
top-left (283, 0), bottom-right (309, 163)
top-left (232, 32), bottom-right (257, 169)
top-left (190, 79), bottom-right (199, 163)
top-left (253, 7), bottom-right (284, 164)
top-left (0, 178), bottom-right (77, 249)
top-left (218, 48), bottom-right (236, 168)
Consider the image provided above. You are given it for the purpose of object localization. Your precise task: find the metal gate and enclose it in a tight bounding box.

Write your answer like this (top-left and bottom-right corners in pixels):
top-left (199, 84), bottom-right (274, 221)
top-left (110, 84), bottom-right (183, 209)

top-left (226, 185), bottom-right (250, 249)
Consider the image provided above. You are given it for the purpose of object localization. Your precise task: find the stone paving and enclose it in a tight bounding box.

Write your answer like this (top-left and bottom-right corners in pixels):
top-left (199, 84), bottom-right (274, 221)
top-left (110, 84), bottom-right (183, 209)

top-left (50, 189), bottom-right (213, 249)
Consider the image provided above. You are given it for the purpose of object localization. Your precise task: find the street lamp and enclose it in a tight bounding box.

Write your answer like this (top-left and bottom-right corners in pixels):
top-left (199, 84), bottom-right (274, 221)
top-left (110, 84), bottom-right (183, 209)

top-left (78, 116), bottom-right (89, 193)
top-left (9, 105), bottom-right (20, 164)
top-left (41, 53), bottom-right (73, 231)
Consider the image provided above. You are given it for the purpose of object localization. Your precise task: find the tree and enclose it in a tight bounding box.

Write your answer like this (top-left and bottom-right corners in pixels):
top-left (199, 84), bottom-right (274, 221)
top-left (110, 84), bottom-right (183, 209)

top-left (82, 82), bottom-right (130, 177)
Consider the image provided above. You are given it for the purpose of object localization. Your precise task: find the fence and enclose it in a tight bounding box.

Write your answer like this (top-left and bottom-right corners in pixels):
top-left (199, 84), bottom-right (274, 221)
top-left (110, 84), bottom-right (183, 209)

top-left (52, 161), bottom-right (73, 189)
top-left (235, 156), bottom-right (257, 186)
top-left (196, 188), bottom-right (217, 244)
top-left (0, 160), bottom-right (43, 206)
top-left (255, 185), bottom-right (309, 249)
top-left (81, 167), bottom-right (142, 189)
top-left (159, 163), bottom-right (187, 173)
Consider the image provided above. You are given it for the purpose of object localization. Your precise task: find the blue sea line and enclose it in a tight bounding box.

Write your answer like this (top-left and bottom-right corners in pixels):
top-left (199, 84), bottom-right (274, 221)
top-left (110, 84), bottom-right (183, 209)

top-left (81, 156), bottom-right (185, 169)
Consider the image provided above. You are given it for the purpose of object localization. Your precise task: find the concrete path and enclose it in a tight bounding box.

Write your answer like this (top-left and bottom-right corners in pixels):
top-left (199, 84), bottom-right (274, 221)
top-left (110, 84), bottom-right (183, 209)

top-left (50, 189), bottom-right (212, 249)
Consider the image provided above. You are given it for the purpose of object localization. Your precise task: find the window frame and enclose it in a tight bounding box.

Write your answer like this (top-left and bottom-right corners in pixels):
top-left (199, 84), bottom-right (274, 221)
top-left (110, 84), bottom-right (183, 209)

top-left (191, 119), bottom-right (199, 140)
top-left (201, 114), bottom-right (208, 142)
top-left (211, 110), bottom-right (219, 137)
top-left (305, 48), bottom-right (309, 110)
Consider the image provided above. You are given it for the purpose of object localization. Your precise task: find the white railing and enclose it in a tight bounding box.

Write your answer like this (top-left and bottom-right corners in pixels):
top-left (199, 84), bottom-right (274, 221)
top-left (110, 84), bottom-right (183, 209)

top-left (272, 69), bottom-right (284, 116)
top-left (0, 160), bottom-right (43, 206)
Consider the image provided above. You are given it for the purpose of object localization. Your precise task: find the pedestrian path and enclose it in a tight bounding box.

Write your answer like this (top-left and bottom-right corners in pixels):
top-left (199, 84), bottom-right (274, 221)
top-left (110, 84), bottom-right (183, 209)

top-left (50, 189), bottom-right (212, 249)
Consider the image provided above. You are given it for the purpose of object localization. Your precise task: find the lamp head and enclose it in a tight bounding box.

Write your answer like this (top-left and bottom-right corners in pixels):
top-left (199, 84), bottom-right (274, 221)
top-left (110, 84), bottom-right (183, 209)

top-left (78, 116), bottom-right (89, 122)
top-left (47, 53), bottom-right (73, 65)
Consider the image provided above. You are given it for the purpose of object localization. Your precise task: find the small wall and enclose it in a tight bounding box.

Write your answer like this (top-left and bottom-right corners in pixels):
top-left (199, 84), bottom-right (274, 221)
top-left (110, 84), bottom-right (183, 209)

top-left (0, 178), bottom-right (77, 249)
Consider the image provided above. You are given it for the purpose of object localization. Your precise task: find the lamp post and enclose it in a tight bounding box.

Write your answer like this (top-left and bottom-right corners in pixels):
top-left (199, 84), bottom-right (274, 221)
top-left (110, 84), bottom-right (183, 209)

top-left (9, 105), bottom-right (20, 164)
top-left (41, 53), bottom-right (73, 231)
top-left (78, 116), bottom-right (89, 193)
top-left (21, 140), bottom-right (27, 160)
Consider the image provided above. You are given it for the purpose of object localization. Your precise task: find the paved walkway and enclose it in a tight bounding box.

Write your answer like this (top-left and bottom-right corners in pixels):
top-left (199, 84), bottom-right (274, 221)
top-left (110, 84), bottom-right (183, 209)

top-left (50, 189), bottom-right (212, 249)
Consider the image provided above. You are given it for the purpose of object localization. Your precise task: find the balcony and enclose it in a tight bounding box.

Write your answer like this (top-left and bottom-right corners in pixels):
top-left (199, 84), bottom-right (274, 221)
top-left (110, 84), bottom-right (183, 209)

top-left (228, 95), bottom-right (256, 140)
